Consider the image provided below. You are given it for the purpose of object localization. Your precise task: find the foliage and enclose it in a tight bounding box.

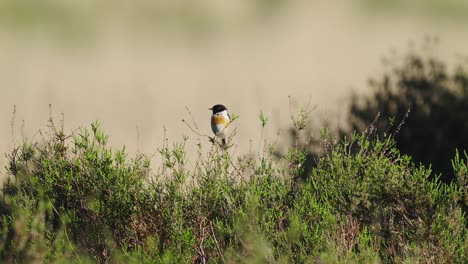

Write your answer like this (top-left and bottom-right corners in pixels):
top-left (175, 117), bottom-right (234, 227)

top-left (0, 112), bottom-right (466, 263)
top-left (346, 42), bottom-right (468, 182)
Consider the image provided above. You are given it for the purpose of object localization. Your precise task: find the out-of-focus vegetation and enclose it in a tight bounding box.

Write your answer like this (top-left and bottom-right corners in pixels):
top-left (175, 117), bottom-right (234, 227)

top-left (0, 0), bottom-right (287, 41)
top-left (359, 0), bottom-right (468, 21)
top-left (0, 108), bottom-right (465, 262)
top-left (3, 0), bottom-right (467, 42)
top-left (346, 41), bottom-right (468, 182)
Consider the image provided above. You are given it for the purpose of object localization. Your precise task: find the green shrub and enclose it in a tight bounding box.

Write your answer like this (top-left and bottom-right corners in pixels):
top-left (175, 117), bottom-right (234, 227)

top-left (346, 42), bottom-right (468, 182)
top-left (0, 114), bottom-right (466, 263)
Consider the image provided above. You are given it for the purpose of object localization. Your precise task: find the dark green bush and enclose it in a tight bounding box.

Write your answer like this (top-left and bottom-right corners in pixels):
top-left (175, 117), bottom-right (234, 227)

top-left (347, 43), bottom-right (468, 182)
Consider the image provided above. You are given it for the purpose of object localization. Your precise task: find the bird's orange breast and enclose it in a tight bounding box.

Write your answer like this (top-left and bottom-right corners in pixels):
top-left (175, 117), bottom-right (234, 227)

top-left (212, 115), bottom-right (230, 126)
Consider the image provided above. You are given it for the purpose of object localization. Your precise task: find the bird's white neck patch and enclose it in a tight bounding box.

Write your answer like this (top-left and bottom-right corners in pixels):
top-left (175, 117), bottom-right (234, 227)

top-left (216, 109), bottom-right (229, 118)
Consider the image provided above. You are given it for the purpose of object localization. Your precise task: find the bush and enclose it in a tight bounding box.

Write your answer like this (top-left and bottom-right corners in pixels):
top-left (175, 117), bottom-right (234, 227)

top-left (0, 113), bottom-right (466, 262)
top-left (346, 42), bottom-right (468, 182)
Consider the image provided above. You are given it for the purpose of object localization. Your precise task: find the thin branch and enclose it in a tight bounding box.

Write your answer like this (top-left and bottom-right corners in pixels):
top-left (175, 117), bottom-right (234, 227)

top-left (185, 106), bottom-right (199, 130)
top-left (136, 125), bottom-right (140, 154)
top-left (182, 119), bottom-right (212, 139)
top-left (209, 221), bottom-right (225, 263)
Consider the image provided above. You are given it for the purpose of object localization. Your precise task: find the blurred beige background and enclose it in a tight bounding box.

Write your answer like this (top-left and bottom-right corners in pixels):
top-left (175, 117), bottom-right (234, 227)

top-left (1, 0), bottom-right (468, 177)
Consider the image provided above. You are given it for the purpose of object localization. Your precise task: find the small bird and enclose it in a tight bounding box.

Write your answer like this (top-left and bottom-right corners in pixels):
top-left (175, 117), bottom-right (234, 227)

top-left (209, 104), bottom-right (231, 146)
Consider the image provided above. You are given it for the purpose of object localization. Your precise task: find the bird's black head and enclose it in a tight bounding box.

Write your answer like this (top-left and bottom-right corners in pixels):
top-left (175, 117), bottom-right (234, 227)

top-left (209, 104), bottom-right (228, 114)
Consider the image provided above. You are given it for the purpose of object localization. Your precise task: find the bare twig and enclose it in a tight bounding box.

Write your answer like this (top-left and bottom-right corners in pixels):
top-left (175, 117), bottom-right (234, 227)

top-left (182, 119), bottom-right (212, 138)
top-left (209, 221), bottom-right (225, 263)
top-left (185, 106), bottom-right (199, 130)
top-left (11, 105), bottom-right (16, 147)
top-left (393, 108), bottom-right (410, 137)
top-left (135, 125), bottom-right (140, 154)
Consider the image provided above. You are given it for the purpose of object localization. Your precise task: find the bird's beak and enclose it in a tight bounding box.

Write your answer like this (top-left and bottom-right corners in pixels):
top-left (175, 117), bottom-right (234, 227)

top-left (208, 108), bottom-right (212, 110)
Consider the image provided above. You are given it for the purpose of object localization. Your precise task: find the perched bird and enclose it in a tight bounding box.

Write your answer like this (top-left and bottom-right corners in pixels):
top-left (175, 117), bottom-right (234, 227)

top-left (209, 104), bottom-right (231, 146)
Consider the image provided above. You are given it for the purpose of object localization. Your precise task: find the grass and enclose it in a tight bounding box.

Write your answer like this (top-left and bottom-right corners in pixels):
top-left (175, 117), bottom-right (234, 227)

top-left (0, 107), bottom-right (466, 263)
